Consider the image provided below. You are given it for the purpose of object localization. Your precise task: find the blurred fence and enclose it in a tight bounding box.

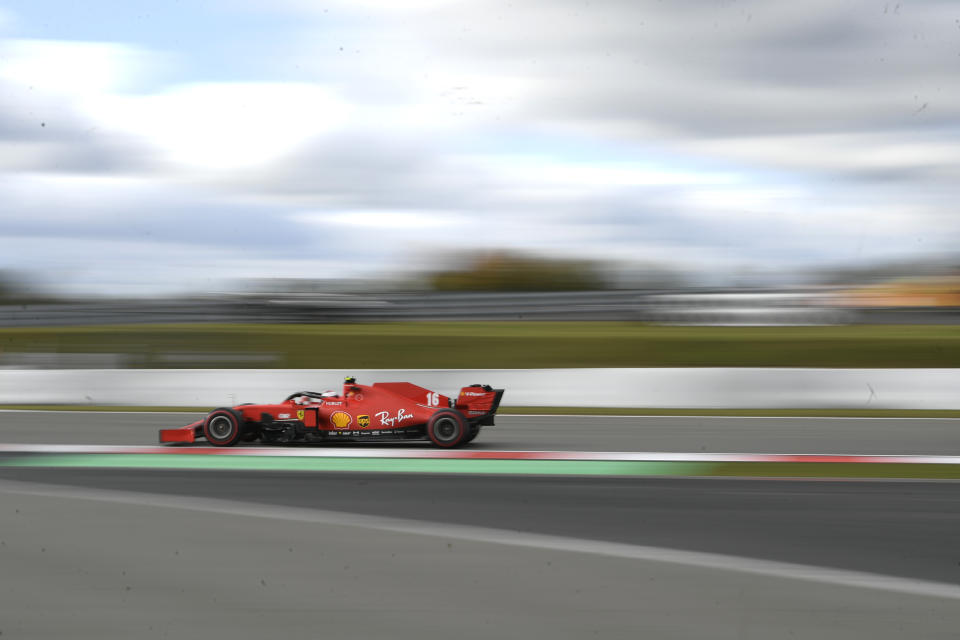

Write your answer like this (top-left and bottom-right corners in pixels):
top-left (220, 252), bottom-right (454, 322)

top-left (3, 368), bottom-right (960, 409)
top-left (1, 292), bottom-right (650, 326)
top-left (4, 290), bottom-right (960, 327)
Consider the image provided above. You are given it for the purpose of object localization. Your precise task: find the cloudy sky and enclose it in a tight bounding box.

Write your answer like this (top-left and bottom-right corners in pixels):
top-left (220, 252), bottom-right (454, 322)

top-left (1, 0), bottom-right (958, 294)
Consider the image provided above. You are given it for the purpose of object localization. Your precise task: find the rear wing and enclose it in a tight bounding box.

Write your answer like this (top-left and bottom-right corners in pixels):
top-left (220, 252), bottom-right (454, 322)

top-left (455, 384), bottom-right (505, 426)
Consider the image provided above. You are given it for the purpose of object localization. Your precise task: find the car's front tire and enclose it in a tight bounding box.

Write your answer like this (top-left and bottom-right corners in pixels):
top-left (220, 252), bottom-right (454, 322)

top-left (426, 409), bottom-right (469, 448)
top-left (203, 408), bottom-right (243, 447)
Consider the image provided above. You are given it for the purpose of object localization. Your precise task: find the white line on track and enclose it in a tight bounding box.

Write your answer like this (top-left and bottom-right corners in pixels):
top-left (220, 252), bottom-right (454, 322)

top-left (1, 478), bottom-right (958, 601)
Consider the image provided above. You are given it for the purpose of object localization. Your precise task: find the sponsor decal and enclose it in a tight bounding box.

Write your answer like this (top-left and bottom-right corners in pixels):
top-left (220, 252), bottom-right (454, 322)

top-left (324, 427), bottom-right (411, 438)
top-left (326, 427), bottom-right (409, 437)
top-left (296, 410), bottom-right (305, 421)
top-left (330, 411), bottom-right (353, 429)
top-left (278, 413), bottom-right (291, 419)
top-left (376, 408), bottom-right (414, 427)
top-left (324, 401), bottom-right (343, 406)
top-left (358, 414), bottom-right (370, 429)
top-left (463, 391), bottom-right (488, 397)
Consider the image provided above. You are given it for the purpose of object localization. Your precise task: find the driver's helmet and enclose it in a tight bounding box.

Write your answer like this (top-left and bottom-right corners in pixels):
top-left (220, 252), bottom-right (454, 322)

top-left (344, 376), bottom-right (359, 397)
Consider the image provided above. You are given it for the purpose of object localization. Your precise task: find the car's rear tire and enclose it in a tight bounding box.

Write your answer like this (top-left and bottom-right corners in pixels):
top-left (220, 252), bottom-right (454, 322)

top-left (203, 408), bottom-right (243, 447)
top-left (426, 409), bottom-right (468, 448)
top-left (462, 424), bottom-right (481, 444)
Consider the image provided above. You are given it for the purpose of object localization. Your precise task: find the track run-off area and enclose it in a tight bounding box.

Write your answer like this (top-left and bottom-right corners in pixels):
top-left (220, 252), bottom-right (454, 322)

top-left (1, 410), bottom-right (959, 638)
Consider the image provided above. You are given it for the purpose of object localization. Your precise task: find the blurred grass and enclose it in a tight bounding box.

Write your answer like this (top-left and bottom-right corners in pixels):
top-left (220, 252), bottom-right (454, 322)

top-left (4, 322), bottom-right (960, 368)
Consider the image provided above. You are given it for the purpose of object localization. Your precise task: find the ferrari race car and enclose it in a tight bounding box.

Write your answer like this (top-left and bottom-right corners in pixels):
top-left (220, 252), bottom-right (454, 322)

top-left (159, 377), bottom-right (504, 448)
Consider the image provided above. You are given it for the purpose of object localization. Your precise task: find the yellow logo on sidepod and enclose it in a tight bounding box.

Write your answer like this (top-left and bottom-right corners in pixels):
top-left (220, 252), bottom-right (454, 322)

top-left (330, 411), bottom-right (352, 429)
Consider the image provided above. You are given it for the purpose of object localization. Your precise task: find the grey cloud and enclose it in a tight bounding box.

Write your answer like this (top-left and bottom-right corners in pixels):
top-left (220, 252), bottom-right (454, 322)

top-left (407, 0), bottom-right (960, 138)
top-left (0, 175), bottom-right (329, 253)
top-left (0, 80), bottom-right (158, 174)
top-left (237, 133), bottom-right (504, 211)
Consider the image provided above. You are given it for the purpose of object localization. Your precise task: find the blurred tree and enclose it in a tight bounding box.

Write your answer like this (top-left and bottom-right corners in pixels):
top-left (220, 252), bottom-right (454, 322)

top-left (0, 271), bottom-right (29, 303)
top-left (429, 251), bottom-right (608, 292)
top-left (0, 271), bottom-right (56, 304)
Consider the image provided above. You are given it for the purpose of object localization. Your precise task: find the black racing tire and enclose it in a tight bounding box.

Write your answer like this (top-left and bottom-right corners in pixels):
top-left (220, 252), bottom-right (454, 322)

top-left (462, 424), bottom-right (481, 444)
top-left (203, 408), bottom-right (243, 447)
top-left (426, 409), bottom-right (469, 448)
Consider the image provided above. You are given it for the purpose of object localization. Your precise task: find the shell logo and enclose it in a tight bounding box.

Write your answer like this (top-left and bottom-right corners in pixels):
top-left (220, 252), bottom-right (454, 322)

top-left (330, 411), bottom-right (352, 429)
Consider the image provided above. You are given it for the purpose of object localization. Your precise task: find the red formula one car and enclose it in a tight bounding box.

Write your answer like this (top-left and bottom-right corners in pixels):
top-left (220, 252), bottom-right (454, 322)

top-left (159, 377), bottom-right (504, 448)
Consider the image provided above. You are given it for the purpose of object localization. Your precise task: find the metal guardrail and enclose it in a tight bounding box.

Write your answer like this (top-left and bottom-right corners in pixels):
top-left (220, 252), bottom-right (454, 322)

top-left (1, 290), bottom-right (957, 327)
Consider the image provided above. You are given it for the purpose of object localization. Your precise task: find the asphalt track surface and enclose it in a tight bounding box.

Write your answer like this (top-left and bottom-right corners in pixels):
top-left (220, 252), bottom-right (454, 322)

top-left (1, 473), bottom-right (958, 639)
top-left (2, 410), bottom-right (960, 454)
top-left (2, 411), bottom-right (959, 638)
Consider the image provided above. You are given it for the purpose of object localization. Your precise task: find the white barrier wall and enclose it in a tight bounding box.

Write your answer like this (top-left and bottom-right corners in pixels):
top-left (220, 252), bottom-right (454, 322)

top-left (0, 368), bottom-right (958, 409)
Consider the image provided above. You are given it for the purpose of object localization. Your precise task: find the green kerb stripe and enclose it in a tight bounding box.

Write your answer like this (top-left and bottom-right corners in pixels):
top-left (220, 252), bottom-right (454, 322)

top-left (0, 454), bottom-right (710, 476)
top-left (2, 454), bottom-right (960, 478)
